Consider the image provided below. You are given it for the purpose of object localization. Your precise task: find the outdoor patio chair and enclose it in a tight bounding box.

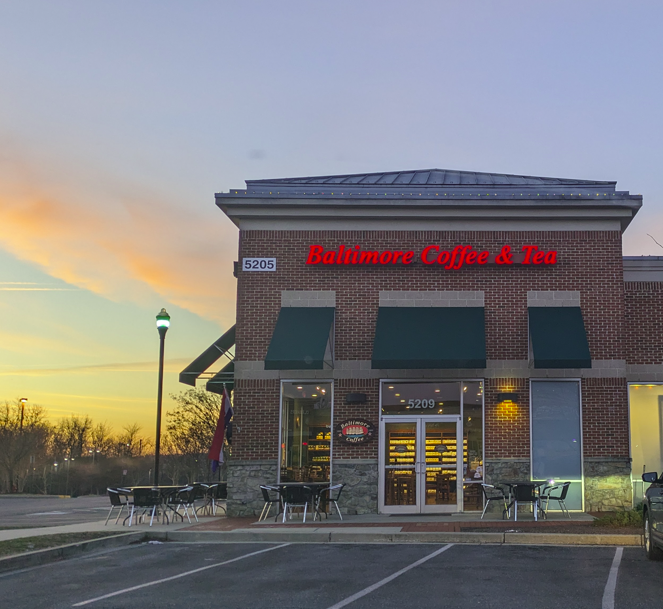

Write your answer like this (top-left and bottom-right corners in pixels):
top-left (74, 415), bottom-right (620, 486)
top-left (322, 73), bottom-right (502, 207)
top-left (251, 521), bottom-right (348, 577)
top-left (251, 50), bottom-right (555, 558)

top-left (129, 488), bottom-right (162, 527)
top-left (167, 486), bottom-right (199, 523)
top-left (105, 487), bottom-right (132, 525)
top-left (212, 482), bottom-right (227, 515)
top-left (511, 484), bottom-right (541, 521)
top-left (259, 485), bottom-right (281, 521)
top-left (539, 482), bottom-right (571, 519)
top-left (315, 484), bottom-right (345, 521)
top-left (480, 484), bottom-right (509, 520)
top-left (281, 485), bottom-right (314, 523)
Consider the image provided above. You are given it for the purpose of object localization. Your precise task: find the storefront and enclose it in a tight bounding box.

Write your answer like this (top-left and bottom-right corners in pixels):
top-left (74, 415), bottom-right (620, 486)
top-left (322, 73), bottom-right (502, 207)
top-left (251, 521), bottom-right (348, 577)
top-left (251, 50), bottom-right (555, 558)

top-left (181, 168), bottom-right (663, 517)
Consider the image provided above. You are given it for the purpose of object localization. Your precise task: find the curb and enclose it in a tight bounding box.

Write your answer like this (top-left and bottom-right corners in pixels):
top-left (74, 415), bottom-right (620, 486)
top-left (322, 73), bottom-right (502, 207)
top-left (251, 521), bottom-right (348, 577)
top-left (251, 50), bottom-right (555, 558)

top-left (158, 530), bottom-right (643, 546)
top-left (0, 528), bottom-right (643, 573)
top-left (0, 532), bottom-right (146, 574)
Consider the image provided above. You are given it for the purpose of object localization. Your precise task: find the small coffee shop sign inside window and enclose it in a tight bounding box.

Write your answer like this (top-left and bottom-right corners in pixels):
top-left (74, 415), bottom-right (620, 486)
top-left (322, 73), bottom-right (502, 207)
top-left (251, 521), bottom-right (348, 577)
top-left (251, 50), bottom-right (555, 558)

top-left (336, 419), bottom-right (375, 444)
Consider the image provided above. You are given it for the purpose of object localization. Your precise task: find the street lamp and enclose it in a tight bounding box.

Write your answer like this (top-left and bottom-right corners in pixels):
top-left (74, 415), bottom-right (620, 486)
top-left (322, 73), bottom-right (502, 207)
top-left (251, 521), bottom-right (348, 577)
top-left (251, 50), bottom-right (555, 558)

top-left (154, 308), bottom-right (170, 486)
top-left (19, 398), bottom-right (27, 431)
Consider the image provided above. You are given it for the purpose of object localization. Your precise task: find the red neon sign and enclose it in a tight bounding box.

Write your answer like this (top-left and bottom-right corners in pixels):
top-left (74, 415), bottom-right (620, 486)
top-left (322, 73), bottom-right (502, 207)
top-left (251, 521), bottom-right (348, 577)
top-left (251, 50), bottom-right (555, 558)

top-left (305, 244), bottom-right (557, 269)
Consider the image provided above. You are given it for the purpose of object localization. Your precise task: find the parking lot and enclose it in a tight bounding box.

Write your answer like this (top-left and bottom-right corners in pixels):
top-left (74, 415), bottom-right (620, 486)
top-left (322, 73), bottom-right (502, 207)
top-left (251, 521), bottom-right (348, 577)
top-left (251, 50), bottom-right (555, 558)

top-left (0, 541), bottom-right (661, 609)
top-left (0, 496), bottom-right (109, 528)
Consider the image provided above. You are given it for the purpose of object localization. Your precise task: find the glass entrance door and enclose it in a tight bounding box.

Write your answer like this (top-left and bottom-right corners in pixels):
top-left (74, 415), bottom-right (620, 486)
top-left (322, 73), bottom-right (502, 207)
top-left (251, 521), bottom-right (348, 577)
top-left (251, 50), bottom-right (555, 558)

top-left (381, 416), bottom-right (462, 514)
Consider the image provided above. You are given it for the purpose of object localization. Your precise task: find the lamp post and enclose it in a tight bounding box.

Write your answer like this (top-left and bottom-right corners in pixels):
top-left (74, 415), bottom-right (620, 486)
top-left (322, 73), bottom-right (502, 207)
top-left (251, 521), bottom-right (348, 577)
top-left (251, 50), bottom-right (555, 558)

top-left (19, 398), bottom-right (27, 431)
top-left (154, 308), bottom-right (170, 486)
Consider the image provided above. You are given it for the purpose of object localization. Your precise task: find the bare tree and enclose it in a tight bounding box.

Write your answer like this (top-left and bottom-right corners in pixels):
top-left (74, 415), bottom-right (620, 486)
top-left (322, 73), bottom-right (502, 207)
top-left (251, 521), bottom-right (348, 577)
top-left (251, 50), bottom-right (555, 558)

top-left (0, 399), bottom-right (49, 493)
top-left (117, 423), bottom-right (152, 457)
top-left (164, 389), bottom-right (224, 482)
top-left (50, 415), bottom-right (93, 460)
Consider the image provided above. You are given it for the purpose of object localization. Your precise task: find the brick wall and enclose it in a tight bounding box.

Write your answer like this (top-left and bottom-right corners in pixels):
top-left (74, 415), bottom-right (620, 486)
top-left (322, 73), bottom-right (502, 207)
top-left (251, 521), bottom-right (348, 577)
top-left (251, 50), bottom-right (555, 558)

top-left (581, 377), bottom-right (629, 458)
top-left (624, 282), bottom-right (663, 365)
top-left (237, 230), bottom-right (625, 364)
top-left (485, 378), bottom-right (530, 459)
top-left (232, 379), bottom-right (279, 460)
top-left (234, 229), bottom-right (626, 463)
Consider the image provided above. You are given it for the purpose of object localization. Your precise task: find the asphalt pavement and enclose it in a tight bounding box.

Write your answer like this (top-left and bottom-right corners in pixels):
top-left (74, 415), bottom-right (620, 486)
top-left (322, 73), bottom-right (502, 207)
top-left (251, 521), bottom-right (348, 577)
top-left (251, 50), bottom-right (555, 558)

top-left (0, 496), bottom-right (110, 528)
top-left (0, 541), bottom-right (660, 609)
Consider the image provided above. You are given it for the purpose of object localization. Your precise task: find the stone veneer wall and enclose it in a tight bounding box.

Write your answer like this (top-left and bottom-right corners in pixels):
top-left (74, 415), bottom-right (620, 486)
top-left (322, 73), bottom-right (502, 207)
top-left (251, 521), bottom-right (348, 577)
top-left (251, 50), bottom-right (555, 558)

top-left (483, 458), bottom-right (530, 516)
top-left (332, 459), bottom-right (378, 515)
top-left (227, 460), bottom-right (278, 517)
top-left (584, 458), bottom-right (632, 511)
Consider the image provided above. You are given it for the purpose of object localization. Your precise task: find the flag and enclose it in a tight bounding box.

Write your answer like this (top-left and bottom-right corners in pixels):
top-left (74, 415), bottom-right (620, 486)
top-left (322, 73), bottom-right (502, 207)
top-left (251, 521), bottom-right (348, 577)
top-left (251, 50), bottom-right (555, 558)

top-left (208, 387), bottom-right (234, 473)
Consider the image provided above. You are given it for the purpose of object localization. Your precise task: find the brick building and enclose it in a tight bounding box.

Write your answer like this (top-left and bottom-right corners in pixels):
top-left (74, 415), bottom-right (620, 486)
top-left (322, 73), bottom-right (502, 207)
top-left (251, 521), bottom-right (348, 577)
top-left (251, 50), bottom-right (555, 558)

top-left (182, 168), bottom-right (663, 516)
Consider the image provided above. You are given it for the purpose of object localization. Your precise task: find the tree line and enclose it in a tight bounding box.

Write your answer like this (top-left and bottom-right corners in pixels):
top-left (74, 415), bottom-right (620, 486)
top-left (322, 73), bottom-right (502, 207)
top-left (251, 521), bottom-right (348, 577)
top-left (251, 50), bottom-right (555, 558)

top-left (0, 389), bottom-right (226, 495)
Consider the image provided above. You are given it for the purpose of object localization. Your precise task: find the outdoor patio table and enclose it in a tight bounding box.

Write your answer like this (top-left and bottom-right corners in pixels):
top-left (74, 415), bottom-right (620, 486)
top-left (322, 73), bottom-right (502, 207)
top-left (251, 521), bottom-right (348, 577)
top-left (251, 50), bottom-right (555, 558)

top-left (500, 481), bottom-right (548, 521)
top-left (272, 482), bottom-right (331, 521)
top-left (124, 486), bottom-right (186, 525)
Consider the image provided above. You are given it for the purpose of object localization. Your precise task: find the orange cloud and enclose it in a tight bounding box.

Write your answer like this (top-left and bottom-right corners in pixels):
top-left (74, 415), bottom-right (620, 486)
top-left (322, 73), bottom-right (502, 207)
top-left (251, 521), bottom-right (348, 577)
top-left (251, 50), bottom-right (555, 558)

top-left (0, 152), bottom-right (237, 326)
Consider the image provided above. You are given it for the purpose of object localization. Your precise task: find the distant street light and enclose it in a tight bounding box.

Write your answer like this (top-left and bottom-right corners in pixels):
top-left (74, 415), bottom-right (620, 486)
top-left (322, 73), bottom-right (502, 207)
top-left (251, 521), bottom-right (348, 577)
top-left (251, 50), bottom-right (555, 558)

top-left (154, 308), bottom-right (170, 486)
top-left (19, 398), bottom-right (27, 431)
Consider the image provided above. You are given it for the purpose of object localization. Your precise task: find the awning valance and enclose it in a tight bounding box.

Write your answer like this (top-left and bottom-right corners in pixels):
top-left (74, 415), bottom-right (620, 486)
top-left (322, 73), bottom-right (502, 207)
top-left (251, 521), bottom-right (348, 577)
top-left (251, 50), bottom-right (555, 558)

top-left (179, 324), bottom-right (235, 386)
top-left (265, 307), bottom-right (335, 370)
top-left (206, 360), bottom-right (234, 395)
top-left (528, 307), bottom-right (591, 368)
top-left (372, 307), bottom-right (486, 369)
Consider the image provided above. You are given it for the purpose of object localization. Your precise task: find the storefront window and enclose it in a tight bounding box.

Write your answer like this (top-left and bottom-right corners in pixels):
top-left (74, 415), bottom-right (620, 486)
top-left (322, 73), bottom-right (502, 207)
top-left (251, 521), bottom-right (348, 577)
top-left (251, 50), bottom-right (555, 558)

top-left (381, 382), bottom-right (461, 415)
top-left (629, 384), bottom-right (663, 504)
top-left (280, 382), bottom-right (332, 482)
top-left (531, 380), bottom-right (583, 511)
top-left (463, 381), bottom-right (484, 510)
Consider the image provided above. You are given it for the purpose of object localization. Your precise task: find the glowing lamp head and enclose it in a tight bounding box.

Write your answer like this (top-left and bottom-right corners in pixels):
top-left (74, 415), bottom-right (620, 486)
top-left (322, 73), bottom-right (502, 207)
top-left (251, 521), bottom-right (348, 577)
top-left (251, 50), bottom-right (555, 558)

top-left (156, 308), bottom-right (171, 333)
top-left (20, 397), bottom-right (27, 404)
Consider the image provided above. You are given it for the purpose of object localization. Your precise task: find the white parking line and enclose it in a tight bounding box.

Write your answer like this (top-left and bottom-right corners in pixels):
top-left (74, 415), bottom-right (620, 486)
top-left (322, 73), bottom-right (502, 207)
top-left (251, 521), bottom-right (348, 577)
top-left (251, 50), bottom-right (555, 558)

top-left (71, 543), bottom-right (290, 607)
top-left (602, 547), bottom-right (623, 609)
top-left (324, 544), bottom-right (454, 609)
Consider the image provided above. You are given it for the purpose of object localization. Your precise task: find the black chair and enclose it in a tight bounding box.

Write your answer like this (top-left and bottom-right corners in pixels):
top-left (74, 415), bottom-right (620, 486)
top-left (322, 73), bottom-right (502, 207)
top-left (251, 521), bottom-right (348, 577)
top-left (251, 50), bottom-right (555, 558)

top-left (315, 484), bottom-right (345, 521)
top-left (281, 486), bottom-right (314, 523)
top-left (105, 488), bottom-right (132, 525)
top-left (129, 488), bottom-right (162, 526)
top-left (540, 482), bottom-right (571, 518)
top-left (259, 485), bottom-right (281, 521)
top-left (167, 486), bottom-right (199, 523)
top-left (211, 483), bottom-right (227, 515)
top-left (480, 484), bottom-right (509, 520)
top-left (511, 484), bottom-right (541, 521)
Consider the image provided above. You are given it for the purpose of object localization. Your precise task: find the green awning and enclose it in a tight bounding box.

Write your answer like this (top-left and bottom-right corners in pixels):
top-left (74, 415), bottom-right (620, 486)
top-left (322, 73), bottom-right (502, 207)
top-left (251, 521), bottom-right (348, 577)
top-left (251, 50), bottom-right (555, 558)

top-left (265, 307), bottom-right (335, 370)
top-left (372, 307), bottom-right (486, 369)
top-left (179, 325), bottom-right (235, 386)
top-left (528, 307), bottom-right (591, 368)
top-left (206, 360), bottom-right (234, 395)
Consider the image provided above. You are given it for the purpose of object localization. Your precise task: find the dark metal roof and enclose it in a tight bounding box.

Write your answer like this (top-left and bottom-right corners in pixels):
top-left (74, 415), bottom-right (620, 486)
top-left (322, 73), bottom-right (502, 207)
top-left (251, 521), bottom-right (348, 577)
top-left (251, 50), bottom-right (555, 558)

top-left (217, 168), bottom-right (637, 200)
top-left (248, 168), bottom-right (614, 188)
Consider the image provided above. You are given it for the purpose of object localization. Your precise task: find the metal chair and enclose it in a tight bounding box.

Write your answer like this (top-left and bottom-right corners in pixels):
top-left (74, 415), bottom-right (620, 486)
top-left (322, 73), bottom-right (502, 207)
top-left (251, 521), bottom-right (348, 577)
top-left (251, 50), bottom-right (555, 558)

top-left (281, 485), bottom-right (313, 523)
top-left (129, 488), bottom-right (162, 526)
top-left (105, 488), bottom-right (131, 525)
top-left (205, 482), bottom-right (227, 515)
top-left (540, 482), bottom-right (571, 518)
top-left (511, 484), bottom-right (541, 521)
top-left (259, 485), bottom-right (281, 521)
top-left (167, 486), bottom-right (199, 523)
top-left (315, 484), bottom-right (345, 521)
top-left (480, 484), bottom-right (509, 520)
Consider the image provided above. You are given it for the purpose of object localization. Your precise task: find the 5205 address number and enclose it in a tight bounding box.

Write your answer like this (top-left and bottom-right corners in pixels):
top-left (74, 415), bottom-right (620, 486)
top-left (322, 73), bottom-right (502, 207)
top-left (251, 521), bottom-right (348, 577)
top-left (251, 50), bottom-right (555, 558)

top-left (242, 258), bottom-right (276, 271)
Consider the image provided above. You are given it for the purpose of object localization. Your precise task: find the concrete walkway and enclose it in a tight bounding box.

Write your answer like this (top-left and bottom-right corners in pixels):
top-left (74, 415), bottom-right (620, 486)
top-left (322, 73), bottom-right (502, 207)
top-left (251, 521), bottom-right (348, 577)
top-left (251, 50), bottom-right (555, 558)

top-left (0, 516), bottom-right (217, 542)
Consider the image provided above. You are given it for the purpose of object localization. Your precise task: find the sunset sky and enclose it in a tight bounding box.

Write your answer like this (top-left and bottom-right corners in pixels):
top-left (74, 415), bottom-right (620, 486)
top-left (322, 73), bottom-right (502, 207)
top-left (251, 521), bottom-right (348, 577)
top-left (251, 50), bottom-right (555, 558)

top-left (2, 1), bottom-right (663, 437)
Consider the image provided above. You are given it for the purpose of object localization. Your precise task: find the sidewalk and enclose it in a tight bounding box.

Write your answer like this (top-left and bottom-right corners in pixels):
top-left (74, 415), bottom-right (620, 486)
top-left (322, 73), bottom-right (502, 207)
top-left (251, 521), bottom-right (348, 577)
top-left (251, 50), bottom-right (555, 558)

top-left (0, 510), bottom-right (643, 546)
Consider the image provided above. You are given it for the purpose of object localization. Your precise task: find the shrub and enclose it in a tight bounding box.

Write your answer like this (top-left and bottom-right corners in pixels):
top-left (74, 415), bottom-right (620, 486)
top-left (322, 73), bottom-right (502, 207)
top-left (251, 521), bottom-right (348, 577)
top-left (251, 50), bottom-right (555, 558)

top-left (593, 509), bottom-right (643, 528)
